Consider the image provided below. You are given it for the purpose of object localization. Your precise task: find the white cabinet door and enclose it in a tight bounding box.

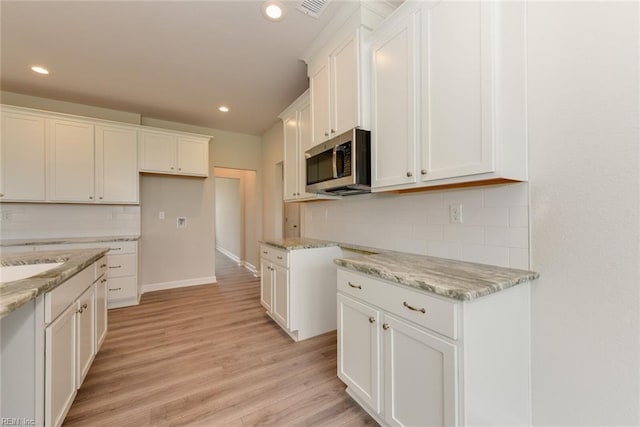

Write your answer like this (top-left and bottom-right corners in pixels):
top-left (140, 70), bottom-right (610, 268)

top-left (138, 131), bottom-right (175, 173)
top-left (310, 60), bottom-right (331, 145)
top-left (420, 1), bottom-right (495, 181)
top-left (0, 111), bottom-right (46, 201)
top-left (76, 285), bottom-right (95, 388)
top-left (282, 113), bottom-right (299, 201)
top-left (383, 314), bottom-right (458, 427)
top-left (177, 137), bottom-right (209, 176)
top-left (271, 263), bottom-right (289, 329)
top-left (94, 125), bottom-right (138, 203)
top-left (297, 101), bottom-right (315, 199)
top-left (260, 261), bottom-right (273, 311)
top-left (95, 276), bottom-right (108, 349)
top-left (331, 31), bottom-right (359, 137)
top-left (337, 294), bottom-right (381, 413)
top-left (45, 302), bottom-right (77, 427)
top-left (46, 119), bottom-right (95, 202)
top-left (371, 11), bottom-right (418, 189)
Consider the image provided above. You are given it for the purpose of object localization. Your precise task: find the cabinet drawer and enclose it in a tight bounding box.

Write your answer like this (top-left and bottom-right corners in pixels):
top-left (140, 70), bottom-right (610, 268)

top-left (45, 266), bottom-right (93, 324)
top-left (94, 256), bottom-right (108, 281)
top-left (107, 276), bottom-right (137, 300)
top-left (104, 241), bottom-right (137, 255)
top-left (260, 245), bottom-right (289, 268)
top-left (338, 269), bottom-right (458, 340)
top-left (107, 253), bottom-right (136, 278)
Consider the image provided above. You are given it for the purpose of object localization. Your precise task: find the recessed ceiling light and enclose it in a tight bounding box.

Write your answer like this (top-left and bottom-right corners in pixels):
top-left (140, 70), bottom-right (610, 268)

top-left (262, 0), bottom-right (286, 21)
top-left (219, 106), bottom-right (229, 113)
top-left (31, 66), bottom-right (49, 75)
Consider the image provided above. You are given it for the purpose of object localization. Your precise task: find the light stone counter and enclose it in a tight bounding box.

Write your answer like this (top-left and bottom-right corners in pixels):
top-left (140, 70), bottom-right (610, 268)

top-left (1, 235), bottom-right (140, 248)
top-left (0, 248), bottom-right (110, 318)
top-left (261, 237), bottom-right (382, 254)
top-left (335, 251), bottom-right (539, 301)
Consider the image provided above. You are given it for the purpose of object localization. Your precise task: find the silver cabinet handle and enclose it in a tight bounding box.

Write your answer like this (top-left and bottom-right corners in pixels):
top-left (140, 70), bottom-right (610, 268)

top-left (109, 287), bottom-right (122, 291)
top-left (406, 171), bottom-right (413, 177)
top-left (348, 282), bottom-right (362, 289)
top-left (403, 301), bottom-right (426, 314)
top-left (109, 265), bottom-right (122, 269)
top-left (369, 317), bottom-right (375, 324)
top-left (382, 323), bottom-right (389, 330)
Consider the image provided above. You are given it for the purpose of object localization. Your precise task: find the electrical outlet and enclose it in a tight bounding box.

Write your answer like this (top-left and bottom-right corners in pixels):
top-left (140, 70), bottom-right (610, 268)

top-left (449, 204), bottom-right (463, 224)
top-left (159, 211), bottom-right (165, 220)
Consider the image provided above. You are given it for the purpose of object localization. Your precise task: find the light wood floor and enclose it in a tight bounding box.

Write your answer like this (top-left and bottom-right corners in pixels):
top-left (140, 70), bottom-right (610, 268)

top-left (64, 251), bottom-right (377, 426)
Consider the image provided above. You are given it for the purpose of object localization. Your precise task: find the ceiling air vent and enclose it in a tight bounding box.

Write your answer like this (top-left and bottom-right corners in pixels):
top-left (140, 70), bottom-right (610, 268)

top-left (296, 0), bottom-right (329, 18)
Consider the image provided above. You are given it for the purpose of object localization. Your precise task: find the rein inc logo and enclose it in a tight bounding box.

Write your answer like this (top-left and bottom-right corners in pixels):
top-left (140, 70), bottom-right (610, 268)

top-left (1, 419), bottom-right (35, 426)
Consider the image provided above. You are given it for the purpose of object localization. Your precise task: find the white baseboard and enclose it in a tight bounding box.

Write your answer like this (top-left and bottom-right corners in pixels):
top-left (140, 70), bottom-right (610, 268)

top-left (216, 246), bottom-right (241, 264)
top-left (142, 276), bottom-right (217, 294)
top-left (244, 261), bottom-right (258, 275)
top-left (108, 295), bottom-right (140, 309)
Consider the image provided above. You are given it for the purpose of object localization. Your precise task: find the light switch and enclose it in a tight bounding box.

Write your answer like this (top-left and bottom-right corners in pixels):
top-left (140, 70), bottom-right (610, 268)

top-left (177, 217), bottom-right (187, 228)
top-left (159, 211), bottom-right (165, 220)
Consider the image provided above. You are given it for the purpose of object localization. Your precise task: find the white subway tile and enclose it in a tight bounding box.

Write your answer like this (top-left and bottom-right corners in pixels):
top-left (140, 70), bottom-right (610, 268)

top-left (443, 225), bottom-right (485, 244)
top-left (442, 188), bottom-right (484, 207)
top-left (394, 238), bottom-right (429, 255)
top-left (485, 226), bottom-right (529, 248)
top-left (462, 207), bottom-right (510, 227)
top-left (425, 206), bottom-right (450, 225)
top-left (413, 224), bottom-right (443, 241)
top-left (426, 241), bottom-right (463, 260)
top-left (509, 206), bottom-right (529, 227)
top-left (483, 183), bottom-right (529, 207)
top-left (461, 244), bottom-right (510, 268)
top-left (509, 248), bottom-right (530, 270)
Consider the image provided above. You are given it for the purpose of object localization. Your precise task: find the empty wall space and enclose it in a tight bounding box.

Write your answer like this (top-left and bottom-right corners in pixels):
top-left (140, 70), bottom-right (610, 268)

top-left (214, 176), bottom-right (242, 262)
top-left (261, 122), bottom-right (285, 239)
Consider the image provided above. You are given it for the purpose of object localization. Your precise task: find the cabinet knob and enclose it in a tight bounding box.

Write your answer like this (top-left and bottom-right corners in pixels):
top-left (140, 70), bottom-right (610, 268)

top-left (99, 196), bottom-right (103, 200)
top-left (82, 303), bottom-right (88, 310)
top-left (0, 193), bottom-right (4, 197)
top-left (101, 278), bottom-right (107, 283)
top-left (179, 168), bottom-right (182, 171)
top-left (324, 131), bottom-right (329, 137)
top-left (330, 129), bottom-right (335, 134)
top-left (263, 251), bottom-right (268, 254)
top-left (77, 307), bottom-right (84, 314)
top-left (406, 171), bottom-right (413, 177)
top-left (170, 167), bottom-right (174, 170)
top-left (277, 256), bottom-right (283, 260)
top-left (421, 169), bottom-right (427, 175)
top-left (382, 323), bottom-right (390, 330)
top-left (369, 317), bottom-right (375, 324)
top-left (89, 196), bottom-right (94, 199)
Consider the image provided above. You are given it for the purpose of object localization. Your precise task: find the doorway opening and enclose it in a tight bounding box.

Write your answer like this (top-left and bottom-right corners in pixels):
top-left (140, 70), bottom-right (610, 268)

top-left (213, 167), bottom-right (258, 275)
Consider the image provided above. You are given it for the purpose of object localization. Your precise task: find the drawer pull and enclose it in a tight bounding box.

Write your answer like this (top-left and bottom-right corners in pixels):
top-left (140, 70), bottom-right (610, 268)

top-left (109, 265), bottom-right (122, 269)
top-left (382, 323), bottom-right (389, 330)
top-left (277, 256), bottom-right (283, 260)
top-left (111, 247), bottom-right (122, 251)
top-left (403, 301), bottom-right (426, 314)
top-left (348, 282), bottom-right (362, 289)
top-left (263, 251), bottom-right (268, 254)
top-left (369, 317), bottom-right (375, 324)
top-left (109, 287), bottom-right (122, 291)
top-left (100, 264), bottom-right (107, 268)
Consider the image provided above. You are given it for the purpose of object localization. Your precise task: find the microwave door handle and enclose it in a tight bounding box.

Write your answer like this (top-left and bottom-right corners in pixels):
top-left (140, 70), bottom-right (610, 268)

top-left (332, 146), bottom-right (338, 178)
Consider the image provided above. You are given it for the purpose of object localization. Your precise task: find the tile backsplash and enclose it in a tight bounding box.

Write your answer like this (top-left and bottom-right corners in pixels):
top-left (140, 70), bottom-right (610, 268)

top-left (0, 203), bottom-right (141, 240)
top-left (302, 183), bottom-right (530, 269)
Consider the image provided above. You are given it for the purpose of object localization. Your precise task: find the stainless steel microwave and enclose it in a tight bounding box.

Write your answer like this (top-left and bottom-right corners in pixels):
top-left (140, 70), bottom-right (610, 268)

top-left (305, 129), bottom-right (371, 196)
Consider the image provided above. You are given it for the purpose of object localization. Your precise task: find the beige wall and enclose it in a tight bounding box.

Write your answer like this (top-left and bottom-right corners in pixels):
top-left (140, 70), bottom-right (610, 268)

top-left (214, 176), bottom-right (241, 260)
top-left (260, 122), bottom-right (284, 239)
top-left (213, 168), bottom-right (259, 271)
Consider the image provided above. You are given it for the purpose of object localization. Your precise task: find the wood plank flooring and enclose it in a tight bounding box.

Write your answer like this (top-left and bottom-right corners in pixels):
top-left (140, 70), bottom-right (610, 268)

top-left (63, 251), bottom-right (377, 426)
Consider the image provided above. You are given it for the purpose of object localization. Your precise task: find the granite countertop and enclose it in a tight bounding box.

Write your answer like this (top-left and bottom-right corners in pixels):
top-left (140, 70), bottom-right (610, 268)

top-left (0, 248), bottom-right (110, 318)
top-left (1, 235), bottom-right (140, 247)
top-left (261, 237), bottom-right (383, 255)
top-left (335, 251), bottom-right (539, 302)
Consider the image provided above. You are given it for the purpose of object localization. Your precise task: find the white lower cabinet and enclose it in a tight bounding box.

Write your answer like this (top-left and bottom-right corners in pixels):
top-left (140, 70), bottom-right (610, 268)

top-left (45, 302), bottom-right (77, 427)
top-left (337, 268), bottom-right (531, 426)
top-left (76, 286), bottom-right (95, 387)
top-left (260, 244), bottom-right (343, 341)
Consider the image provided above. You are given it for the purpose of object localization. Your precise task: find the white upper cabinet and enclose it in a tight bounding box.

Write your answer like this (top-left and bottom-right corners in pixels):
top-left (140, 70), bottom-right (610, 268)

top-left (139, 130), bottom-right (209, 177)
top-left (46, 118), bottom-right (95, 202)
top-left (0, 109), bottom-right (46, 201)
top-left (279, 91), bottom-right (337, 202)
top-left (310, 30), bottom-right (365, 146)
top-left (95, 125), bottom-right (139, 203)
top-left (370, 9), bottom-right (419, 188)
top-left (371, 0), bottom-right (528, 192)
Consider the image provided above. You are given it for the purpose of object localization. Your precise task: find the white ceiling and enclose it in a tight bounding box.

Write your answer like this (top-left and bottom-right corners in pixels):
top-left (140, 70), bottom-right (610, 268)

top-left (0, 1), bottom-right (348, 136)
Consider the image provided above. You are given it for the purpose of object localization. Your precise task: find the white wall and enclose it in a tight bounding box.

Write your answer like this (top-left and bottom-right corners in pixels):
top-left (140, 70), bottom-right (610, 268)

top-left (303, 183), bottom-right (530, 269)
top-left (527, 2), bottom-right (640, 424)
top-left (214, 177), bottom-right (241, 261)
top-left (261, 122), bottom-right (285, 239)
